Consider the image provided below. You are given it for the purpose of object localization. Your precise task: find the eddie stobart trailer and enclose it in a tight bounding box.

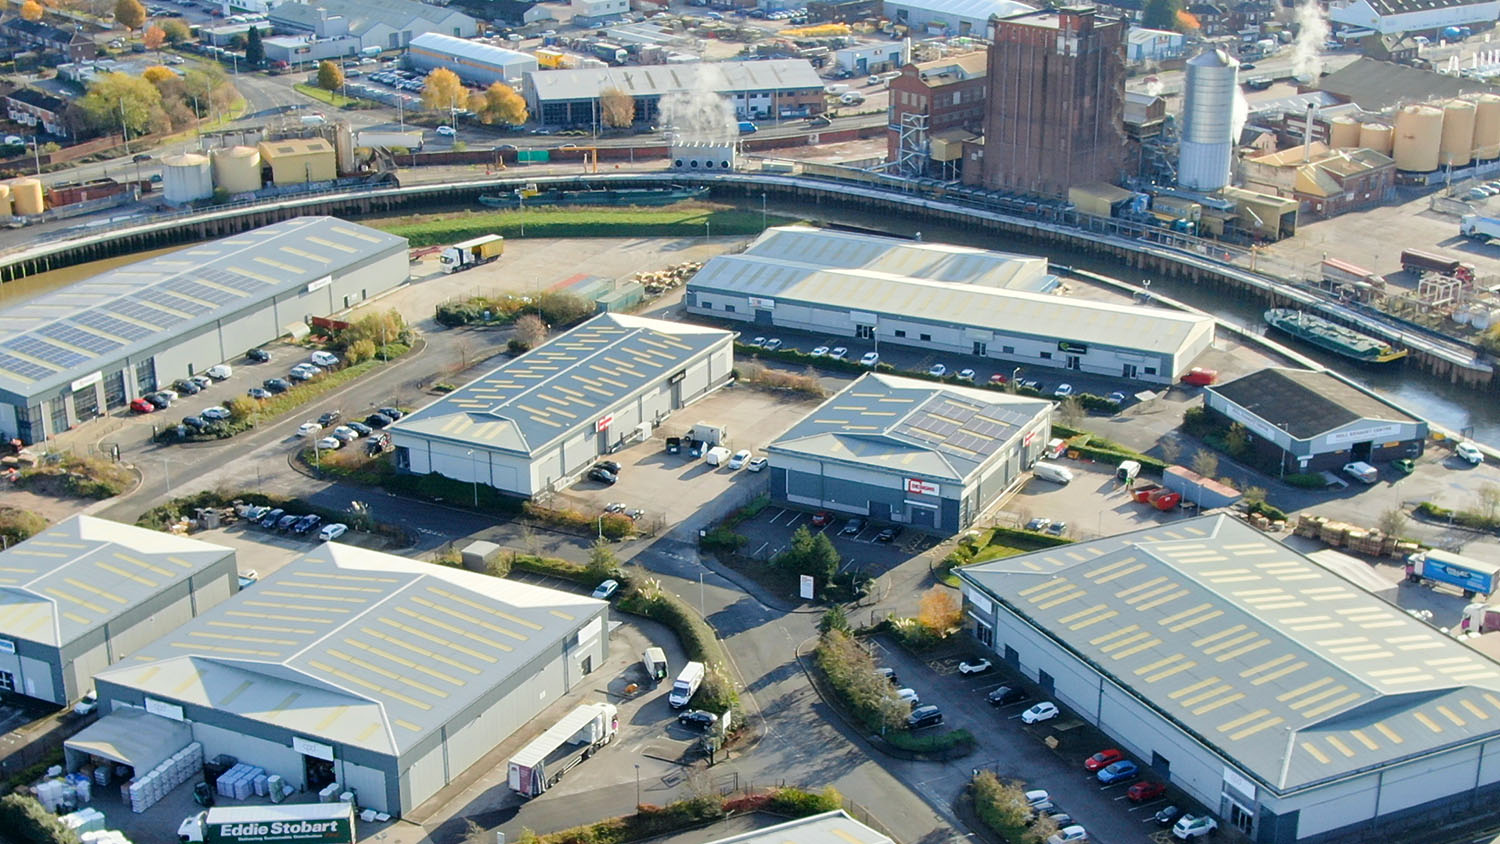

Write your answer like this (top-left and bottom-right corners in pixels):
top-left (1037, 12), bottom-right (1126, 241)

top-left (507, 702), bottom-right (618, 798)
top-left (1406, 549), bottom-right (1500, 599)
top-left (178, 803), bottom-right (354, 843)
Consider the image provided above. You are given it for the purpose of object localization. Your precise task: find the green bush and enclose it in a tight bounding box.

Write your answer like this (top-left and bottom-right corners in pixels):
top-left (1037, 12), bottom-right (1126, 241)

top-left (511, 553), bottom-right (597, 586)
top-left (1182, 406), bottom-right (1220, 437)
top-left (1284, 472), bottom-right (1326, 489)
top-left (970, 772), bottom-right (1037, 844)
top-left (522, 502), bottom-right (635, 539)
top-left (700, 526), bottom-right (748, 552)
top-left (762, 786), bottom-right (843, 817)
top-left (1417, 501), bottom-right (1451, 519)
top-left (0, 794), bottom-right (83, 844)
top-left (0, 507), bottom-right (46, 546)
top-left (1245, 501), bottom-right (1287, 522)
top-left (813, 629), bottom-right (973, 755)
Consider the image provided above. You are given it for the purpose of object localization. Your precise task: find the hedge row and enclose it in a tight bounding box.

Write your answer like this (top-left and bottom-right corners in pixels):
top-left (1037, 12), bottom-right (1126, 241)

top-left (0, 794), bottom-right (81, 844)
top-left (522, 501), bottom-right (636, 540)
top-left (618, 581), bottom-right (738, 712)
top-left (520, 788), bottom-right (842, 844)
top-left (1051, 424), bottom-right (1166, 476)
top-left (510, 553), bottom-right (598, 586)
top-left (134, 489), bottom-right (402, 542)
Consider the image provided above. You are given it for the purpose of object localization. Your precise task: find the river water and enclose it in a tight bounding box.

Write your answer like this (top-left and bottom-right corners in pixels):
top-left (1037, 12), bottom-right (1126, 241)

top-left (4, 206), bottom-right (1497, 444)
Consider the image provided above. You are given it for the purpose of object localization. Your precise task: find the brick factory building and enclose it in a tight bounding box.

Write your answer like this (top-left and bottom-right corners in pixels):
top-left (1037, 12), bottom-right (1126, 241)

top-left (886, 52), bottom-right (987, 178)
top-left (970, 6), bottom-right (1131, 197)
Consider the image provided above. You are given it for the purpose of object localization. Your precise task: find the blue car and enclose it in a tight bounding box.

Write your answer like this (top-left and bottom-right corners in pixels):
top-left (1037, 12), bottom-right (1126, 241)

top-left (1097, 760), bottom-right (1139, 784)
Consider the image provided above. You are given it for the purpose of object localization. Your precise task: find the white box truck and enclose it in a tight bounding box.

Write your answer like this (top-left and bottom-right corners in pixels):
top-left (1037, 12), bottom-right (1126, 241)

top-left (356, 130), bottom-right (424, 151)
top-left (1462, 214), bottom-right (1500, 240)
top-left (668, 661), bottom-right (705, 708)
top-left (178, 803), bottom-right (355, 843)
top-left (507, 702), bottom-right (619, 798)
top-left (440, 234), bottom-right (505, 274)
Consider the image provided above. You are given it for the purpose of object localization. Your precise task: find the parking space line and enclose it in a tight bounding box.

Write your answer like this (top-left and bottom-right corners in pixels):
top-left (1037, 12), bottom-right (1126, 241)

top-left (766, 508), bottom-right (788, 524)
top-left (785, 513), bottom-right (804, 528)
top-left (753, 541), bottom-right (769, 557)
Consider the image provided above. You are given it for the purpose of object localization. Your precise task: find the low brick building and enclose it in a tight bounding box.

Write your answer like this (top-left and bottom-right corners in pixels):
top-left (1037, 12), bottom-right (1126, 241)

top-left (5, 87), bottom-right (67, 137)
top-left (1240, 142), bottom-right (1396, 217)
top-left (886, 52), bottom-right (986, 177)
top-left (0, 18), bottom-right (95, 62)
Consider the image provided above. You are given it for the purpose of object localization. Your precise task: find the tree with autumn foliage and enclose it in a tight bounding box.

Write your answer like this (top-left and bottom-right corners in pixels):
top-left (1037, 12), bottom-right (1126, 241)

top-left (20, 1), bottom-right (44, 22)
top-left (143, 23), bottom-right (165, 60)
top-left (114, 0), bottom-right (146, 31)
top-left (420, 67), bottom-right (463, 112)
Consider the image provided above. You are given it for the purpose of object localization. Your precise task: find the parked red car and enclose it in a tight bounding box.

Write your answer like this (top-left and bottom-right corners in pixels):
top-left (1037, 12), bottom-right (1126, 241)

top-left (1128, 781), bottom-right (1168, 802)
top-left (130, 397), bottom-right (155, 413)
top-left (1181, 367), bottom-right (1218, 386)
top-left (811, 511), bottom-right (832, 527)
top-left (1084, 749), bottom-right (1124, 772)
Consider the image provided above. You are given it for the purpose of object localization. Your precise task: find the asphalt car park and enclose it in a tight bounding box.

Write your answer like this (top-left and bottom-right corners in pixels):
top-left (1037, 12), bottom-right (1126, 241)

top-left (734, 327), bottom-right (1149, 405)
top-left (864, 640), bottom-right (1203, 844)
top-left (553, 385), bottom-right (821, 528)
top-left (732, 505), bottom-right (937, 575)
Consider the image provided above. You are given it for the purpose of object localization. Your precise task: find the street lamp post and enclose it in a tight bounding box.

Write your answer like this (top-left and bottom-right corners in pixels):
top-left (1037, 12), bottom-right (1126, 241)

top-left (162, 458), bottom-right (171, 494)
top-left (634, 764), bottom-right (640, 808)
top-left (597, 514), bottom-right (604, 539)
top-left (704, 220), bottom-right (710, 244)
top-left (760, 191), bottom-right (766, 230)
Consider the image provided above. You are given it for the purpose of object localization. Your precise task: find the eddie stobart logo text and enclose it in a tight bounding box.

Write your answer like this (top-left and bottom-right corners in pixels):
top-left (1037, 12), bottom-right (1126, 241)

top-left (217, 820), bottom-right (343, 836)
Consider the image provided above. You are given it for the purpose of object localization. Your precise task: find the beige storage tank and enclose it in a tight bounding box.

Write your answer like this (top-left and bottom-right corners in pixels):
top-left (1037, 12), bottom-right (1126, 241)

top-left (161, 153), bottom-right (213, 204)
top-left (1474, 94), bottom-right (1500, 159)
top-left (0, 183), bottom-right (14, 219)
top-left (1359, 122), bottom-right (1393, 155)
top-left (1393, 105), bottom-right (1443, 172)
top-left (11, 178), bottom-right (43, 215)
top-left (1330, 116), bottom-right (1362, 148)
top-left (1441, 99), bottom-right (1477, 166)
top-left (211, 145), bottom-right (262, 194)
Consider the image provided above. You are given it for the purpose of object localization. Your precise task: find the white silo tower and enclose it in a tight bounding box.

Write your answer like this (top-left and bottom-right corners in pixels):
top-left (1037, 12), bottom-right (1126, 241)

top-left (1178, 49), bottom-right (1238, 192)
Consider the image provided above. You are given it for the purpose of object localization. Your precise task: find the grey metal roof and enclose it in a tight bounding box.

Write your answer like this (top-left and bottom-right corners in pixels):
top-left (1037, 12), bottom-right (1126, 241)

top-left (410, 32), bottom-right (537, 71)
top-left (743, 226), bottom-right (1053, 292)
top-left (1317, 57), bottom-right (1500, 110)
top-left (0, 217), bottom-right (406, 400)
top-left (391, 313), bottom-right (731, 456)
top-left (1208, 367), bottom-right (1419, 440)
top-left (958, 514), bottom-right (1500, 795)
top-left (270, 0), bottom-right (473, 35)
top-left (0, 515), bottom-right (234, 648)
top-left (882, 0), bottom-right (1034, 21)
top-left (93, 544), bottom-right (606, 757)
top-left (688, 250), bottom-right (1214, 356)
top-left (704, 812), bottom-right (892, 844)
top-left (528, 59), bottom-right (823, 102)
top-left (768, 373), bottom-right (1051, 483)
top-left (1364, 0), bottom-right (1493, 17)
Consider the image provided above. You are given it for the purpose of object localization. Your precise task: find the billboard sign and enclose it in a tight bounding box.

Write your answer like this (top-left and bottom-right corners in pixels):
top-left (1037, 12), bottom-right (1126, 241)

top-left (905, 478), bottom-right (940, 496)
top-left (596, 415), bottom-right (613, 432)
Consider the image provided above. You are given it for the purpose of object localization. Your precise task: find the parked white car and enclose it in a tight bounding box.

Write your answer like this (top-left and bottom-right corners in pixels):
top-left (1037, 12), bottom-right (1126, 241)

top-left (318, 523), bottom-right (348, 542)
top-left (206, 364), bottom-right (233, 380)
top-left (310, 351), bottom-right (340, 367)
top-left (1457, 441), bottom-right (1484, 465)
top-left (201, 406), bottom-right (231, 420)
top-left (297, 421), bottom-right (321, 437)
top-left (1047, 826), bottom-right (1088, 844)
top-left (1021, 701), bottom-right (1060, 724)
top-left (316, 436), bottom-right (342, 450)
top-left (728, 449), bottom-right (752, 470)
top-left (1172, 815), bottom-right (1218, 840)
top-left (860, 352), bottom-right (880, 367)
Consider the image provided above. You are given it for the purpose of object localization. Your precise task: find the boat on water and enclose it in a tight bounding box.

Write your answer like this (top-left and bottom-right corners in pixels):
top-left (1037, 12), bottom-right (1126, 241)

top-left (477, 186), bottom-right (709, 209)
top-left (1263, 308), bottom-right (1408, 364)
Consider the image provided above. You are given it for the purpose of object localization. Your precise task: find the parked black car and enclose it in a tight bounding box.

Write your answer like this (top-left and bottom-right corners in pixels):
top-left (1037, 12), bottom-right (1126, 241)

top-left (263, 378), bottom-right (291, 393)
top-left (677, 709), bottom-right (717, 730)
top-left (173, 379), bottom-right (201, 395)
top-left (987, 685), bottom-right (1029, 706)
top-left (292, 514), bottom-right (322, 535)
top-left (147, 393), bottom-right (172, 409)
top-left (247, 348), bottom-right (271, 362)
top-left (318, 410), bottom-right (341, 427)
top-left (907, 705), bottom-right (943, 729)
top-left (365, 413), bottom-right (393, 428)
top-left (347, 421), bottom-right (372, 436)
top-left (594, 460), bottom-right (622, 474)
top-left (259, 508), bottom-right (285, 529)
top-left (276, 514), bottom-right (300, 531)
top-left (377, 406), bottom-right (404, 420)
top-left (875, 526), bottom-right (902, 542)
top-left (181, 416), bottom-right (206, 429)
top-left (588, 467), bottom-right (617, 485)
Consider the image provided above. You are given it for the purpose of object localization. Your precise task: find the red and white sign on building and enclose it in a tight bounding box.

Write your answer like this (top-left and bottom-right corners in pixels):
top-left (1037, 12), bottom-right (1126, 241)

top-left (596, 415), bottom-right (613, 432)
top-left (905, 478), bottom-right (940, 496)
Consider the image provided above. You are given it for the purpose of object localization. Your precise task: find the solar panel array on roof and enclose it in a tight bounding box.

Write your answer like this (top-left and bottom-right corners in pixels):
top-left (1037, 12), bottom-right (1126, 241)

top-left (960, 514), bottom-right (1500, 794)
top-left (0, 217), bottom-right (406, 396)
top-left (771, 373), bottom-right (1051, 482)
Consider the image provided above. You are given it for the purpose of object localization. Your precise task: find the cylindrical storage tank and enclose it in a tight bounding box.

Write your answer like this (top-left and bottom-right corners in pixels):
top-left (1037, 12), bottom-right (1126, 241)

top-left (333, 121), bottom-right (354, 175)
top-left (1474, 94), bottom-right (1500, 158)
top-left (1330, 116), bottom-right (1362, 148)
top-left (211, 145), bottom-right (262, 194)
top-left (1393, 105), bottom-right (1443, 172)
top-left (1359, 122), bottom-right (1393, 155)
top-left (1454, 306), bottom-right (1473, 325)
top-left (1178, 48), bottom-right (1238, 191)
top-left (0, 183), bottom-right (14, 220)
top-left (1470, 305), bottom-right (1491, 331)
top-left (1441, 99), bottom-right (1477, 166)
top-left (161, 153), bottom-right (213, 204)
top-left (11, 178), bottom-right (43, 215)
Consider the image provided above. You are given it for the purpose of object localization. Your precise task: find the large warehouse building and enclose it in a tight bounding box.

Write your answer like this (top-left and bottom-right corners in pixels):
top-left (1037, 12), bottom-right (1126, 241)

top-left (686, 228), bottom-right (1213, 385)
top-left (0, 217), bottom-right (408, 444)
top-left (1204, 368), bottom-right (1426, 473)
top-left (409, 32), bottom-right (539, 86)
top-left (767, 373), bottom-right (1052, 533)
top-left (88, 543), bottom-right (609, 816)
top-left (957, 514), bottom-right (1500, 844)
top-left (882, 0), bottom-right (1033, 37)
top-left (390, 313), bottom-right (734, 499)
top-left (0, 516), bottom-right (236, 706)
top-left (523, 59), bottom-right (826, 126)
top-left (1328, 0), bottom-right (1500, 36)
top-left (268, 0), bottom-right (478, 52)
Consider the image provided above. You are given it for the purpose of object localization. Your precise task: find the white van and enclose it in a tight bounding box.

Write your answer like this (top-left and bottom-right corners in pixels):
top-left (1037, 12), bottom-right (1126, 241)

top-left (642, 647), bottom-right (668, 683)
top-left (704, 446), bottom-right (732, 466)
top-left (1032, 461), bottom-right (1074, 484)
top-left (668, 661), bottom-right (705, 708)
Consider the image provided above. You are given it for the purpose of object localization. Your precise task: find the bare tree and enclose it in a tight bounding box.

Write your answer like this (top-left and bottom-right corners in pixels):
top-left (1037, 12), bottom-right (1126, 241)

top-left (599, 86), bottom-right (636, 128)
top-left (1191, 449), bottom-right (1219, 479)
top-left (1478, 484), bottom-right (1500, 525)
top-left (1057, 396), bottom-right (1085, 426)
top-left (514, 313), bottom-right (548, 349)
top-left (1378, 506), bottom-right (1409, 537)
top-left (1158, 437), bottom-right (1182, 465)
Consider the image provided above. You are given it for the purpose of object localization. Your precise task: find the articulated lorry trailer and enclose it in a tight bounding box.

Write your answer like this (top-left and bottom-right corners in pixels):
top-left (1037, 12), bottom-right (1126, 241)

top-left (508, 702), bottom-right (619, 798)
top-left (1406, 549), bottom-right (1500, 598)
top-left (178, 803), bottom-right (355, 843)
top-left (440, 234), bottom-right (505, 274)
